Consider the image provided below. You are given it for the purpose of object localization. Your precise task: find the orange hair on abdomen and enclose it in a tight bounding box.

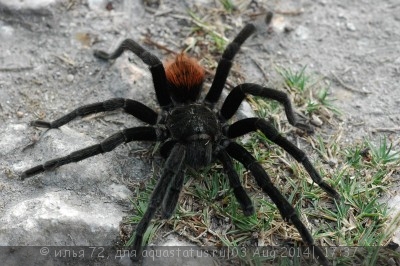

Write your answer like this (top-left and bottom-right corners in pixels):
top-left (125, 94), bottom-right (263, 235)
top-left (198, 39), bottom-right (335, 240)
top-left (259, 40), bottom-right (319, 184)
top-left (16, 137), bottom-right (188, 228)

top-left (164, 53), bottom-right (205, 102)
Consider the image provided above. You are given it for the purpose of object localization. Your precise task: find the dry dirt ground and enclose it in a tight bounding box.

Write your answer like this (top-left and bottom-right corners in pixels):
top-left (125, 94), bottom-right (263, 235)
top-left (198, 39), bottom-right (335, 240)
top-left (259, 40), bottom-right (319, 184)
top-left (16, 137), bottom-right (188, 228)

top-left (1, 0), bottom-right (399, 265)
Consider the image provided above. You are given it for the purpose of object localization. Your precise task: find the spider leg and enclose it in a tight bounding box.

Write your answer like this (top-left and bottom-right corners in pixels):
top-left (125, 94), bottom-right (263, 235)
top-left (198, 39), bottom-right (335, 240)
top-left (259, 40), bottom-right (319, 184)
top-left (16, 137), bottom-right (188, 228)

top-left (94, 39), bottom-right (173, 108)
top-left (31, 98), bottom-right (158, 128)
top-left (225, 118), bottom-right (340, 199)
top-left (21, 127), bottom-right (162, 179)
top-left (220, 83), bottom-right (314, 133)
top-left (204, 24), bottom-right (256, 105)
top-left (157, 139), bottom-right (184, 218)
top-left (225, 141), bottom-right (331, 266)
top-left (161, 169), bottom-right (185, 219)
top-left (159, 140), bottom-right (177, 158)
top-left (217, 150), bottom-right (254, 216)
top-left (131, 143), bottom-right (186, 261)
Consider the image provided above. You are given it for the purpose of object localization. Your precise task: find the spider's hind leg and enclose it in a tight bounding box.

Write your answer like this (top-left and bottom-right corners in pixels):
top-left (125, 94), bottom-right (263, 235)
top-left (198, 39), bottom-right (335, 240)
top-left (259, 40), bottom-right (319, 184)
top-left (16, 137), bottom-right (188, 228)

top-left (94, 39), bottom-right (172, 108)
top-left (204, 24), bottom-right (256, 105)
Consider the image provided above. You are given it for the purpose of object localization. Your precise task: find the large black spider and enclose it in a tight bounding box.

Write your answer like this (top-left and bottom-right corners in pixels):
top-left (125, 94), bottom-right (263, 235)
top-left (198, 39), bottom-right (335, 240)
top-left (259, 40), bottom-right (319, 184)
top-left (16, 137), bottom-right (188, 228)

top-left (21, 22), bottom-right (340, 265)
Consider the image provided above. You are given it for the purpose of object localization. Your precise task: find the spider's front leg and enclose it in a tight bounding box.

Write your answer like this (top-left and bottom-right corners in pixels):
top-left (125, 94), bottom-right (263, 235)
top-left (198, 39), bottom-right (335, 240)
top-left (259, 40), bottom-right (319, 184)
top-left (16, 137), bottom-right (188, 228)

top-left (225, 118), bottom-right (340, 199)
top-left (21, 127), bottom-right (160, 179)
top-left (161, 169), bottom-right (185, 219)
top-left (130, 144), bottom-right (186, 261)
top-left (220, 83), bottom-right (314, 133)
top-left (226, 141), bottom-right (332, 266)
top-left (217, 150), bottom-right (254, 216)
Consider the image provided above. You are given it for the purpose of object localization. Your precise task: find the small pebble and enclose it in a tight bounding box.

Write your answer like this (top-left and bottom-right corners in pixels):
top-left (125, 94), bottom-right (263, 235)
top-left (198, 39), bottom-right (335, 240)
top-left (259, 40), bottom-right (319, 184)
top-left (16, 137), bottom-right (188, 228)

top-left (346, 22), bottom-right (356, 31)
top-left (67, 74), bottom-right (74, 82)
top-left (16, 111), bottom-right (24, 118)
top-left (328, 158), bottom-right (338, 167)
top-left (311, 114), bottom-right (323, 126)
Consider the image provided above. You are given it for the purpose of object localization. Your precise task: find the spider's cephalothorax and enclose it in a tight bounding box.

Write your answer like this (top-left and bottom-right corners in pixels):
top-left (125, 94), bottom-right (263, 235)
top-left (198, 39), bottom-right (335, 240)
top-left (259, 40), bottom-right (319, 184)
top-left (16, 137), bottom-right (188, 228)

top-left (21, 20), bottom-right (339, 266)
top-left (165, 103), bottom-right (221, 170)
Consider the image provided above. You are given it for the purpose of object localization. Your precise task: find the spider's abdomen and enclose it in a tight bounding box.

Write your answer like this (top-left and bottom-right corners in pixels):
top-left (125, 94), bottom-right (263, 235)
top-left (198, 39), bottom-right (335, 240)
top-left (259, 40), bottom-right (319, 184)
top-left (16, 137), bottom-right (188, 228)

top-left (164, 53), bottom-right (205, 103)
top-left (166, 104), bottom-right (221, 169)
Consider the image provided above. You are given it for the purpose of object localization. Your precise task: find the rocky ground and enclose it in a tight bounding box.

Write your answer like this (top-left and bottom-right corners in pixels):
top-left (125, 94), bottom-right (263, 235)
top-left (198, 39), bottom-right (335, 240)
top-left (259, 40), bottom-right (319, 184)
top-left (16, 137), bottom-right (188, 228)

top-left (1, 0), bottom-right (399, 265)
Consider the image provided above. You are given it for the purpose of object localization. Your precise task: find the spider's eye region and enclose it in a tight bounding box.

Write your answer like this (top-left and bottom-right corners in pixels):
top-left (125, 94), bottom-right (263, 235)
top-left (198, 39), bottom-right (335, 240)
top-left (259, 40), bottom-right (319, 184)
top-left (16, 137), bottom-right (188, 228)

top-left (164, 53), bottom-right (205, 102)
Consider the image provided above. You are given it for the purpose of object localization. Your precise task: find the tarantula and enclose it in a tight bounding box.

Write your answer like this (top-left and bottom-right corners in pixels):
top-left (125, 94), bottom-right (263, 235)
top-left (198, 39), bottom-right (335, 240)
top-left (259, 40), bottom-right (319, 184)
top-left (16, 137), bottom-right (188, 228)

top-left (21, 22), bottom-right (339, 265)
